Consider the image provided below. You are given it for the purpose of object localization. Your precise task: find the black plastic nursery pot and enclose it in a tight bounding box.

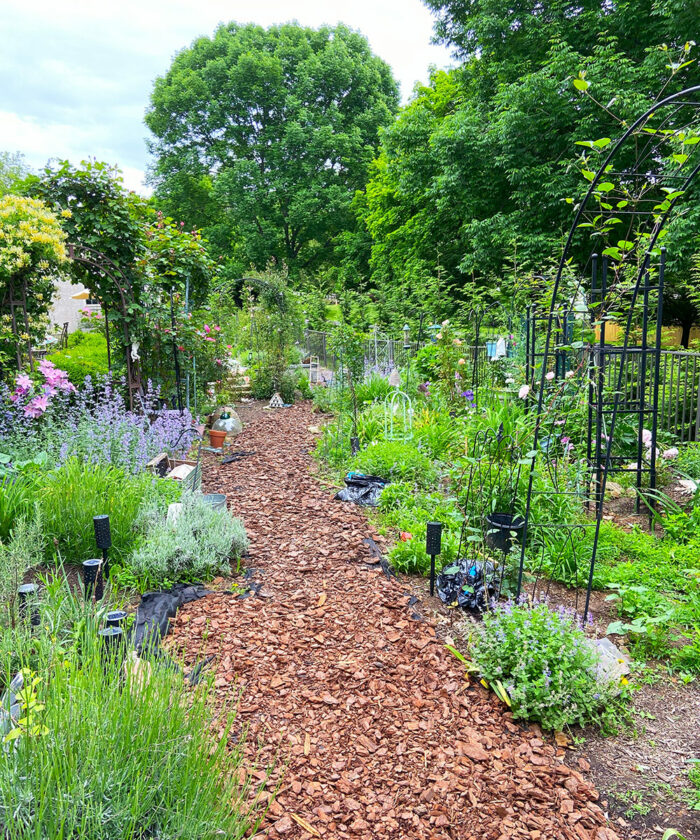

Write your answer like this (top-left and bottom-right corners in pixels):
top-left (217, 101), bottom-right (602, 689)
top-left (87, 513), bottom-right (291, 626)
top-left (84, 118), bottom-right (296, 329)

top-left (485, 512), bottom-right (525, 554)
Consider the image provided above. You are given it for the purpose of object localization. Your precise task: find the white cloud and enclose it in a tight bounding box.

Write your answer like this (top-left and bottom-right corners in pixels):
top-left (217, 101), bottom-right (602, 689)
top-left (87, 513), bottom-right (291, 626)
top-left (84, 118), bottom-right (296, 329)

top-left (0, 0), bottom-right (452, 196)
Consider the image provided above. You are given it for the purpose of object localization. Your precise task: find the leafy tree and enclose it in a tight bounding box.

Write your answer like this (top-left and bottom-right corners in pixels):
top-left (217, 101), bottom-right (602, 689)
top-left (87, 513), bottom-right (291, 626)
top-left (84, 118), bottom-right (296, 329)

top-left (0, 152), bottom-right (29, 196)
top-left (356, 1), bottom-right (700, 329)
top-left (146, 22), bottom-right (399, 276)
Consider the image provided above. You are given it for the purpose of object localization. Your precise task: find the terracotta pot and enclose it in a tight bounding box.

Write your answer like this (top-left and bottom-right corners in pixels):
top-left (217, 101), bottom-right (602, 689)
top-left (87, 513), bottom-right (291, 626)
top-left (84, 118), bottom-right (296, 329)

top-left (208, 429), bottom-right (227, 449)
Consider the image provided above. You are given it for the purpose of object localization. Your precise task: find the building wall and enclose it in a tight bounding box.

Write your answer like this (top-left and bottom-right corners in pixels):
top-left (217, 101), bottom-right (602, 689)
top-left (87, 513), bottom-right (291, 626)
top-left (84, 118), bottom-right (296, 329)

top-left (49, 279), bottom-right (100, 333)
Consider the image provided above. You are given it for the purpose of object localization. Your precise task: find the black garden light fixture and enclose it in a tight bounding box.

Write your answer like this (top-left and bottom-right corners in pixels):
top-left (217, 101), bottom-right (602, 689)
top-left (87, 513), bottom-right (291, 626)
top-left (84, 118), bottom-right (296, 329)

top-left (105, 610), bottom-right (127, 629)
top-left (17, 583), bottom-right (40, 626)
top-left (426, 521), bottom-right (443, 597)
top-left (98, 626), bottom-right (125, 667)
top-left (93, 514), bottom-right (112, 578)
top-left (82, 559), bottom-right (103, 601)
top-left (402, 323), bottom-right (411, 350)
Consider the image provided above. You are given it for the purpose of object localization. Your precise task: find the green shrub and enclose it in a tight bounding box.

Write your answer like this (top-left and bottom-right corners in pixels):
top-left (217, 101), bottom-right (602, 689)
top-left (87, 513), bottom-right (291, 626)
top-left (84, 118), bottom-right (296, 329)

top-left (0, 580), bottom-right (262, 838)
top-left (350, 440), bottom-right (436, 486)
top-left (45, 331), bottom-right (110, 384)
top-left (676, 442), bottom-right (700, 481)
top-left (279, 370), bottom-right (298, 404)
top-left (125, 492), bottom-right (248, 589)
top-left (39, 459), bottom-right (180, 565)
top-left (250, 365), bottom-right (274, 400)
top-left (471, 602), bottom-right (611, 730)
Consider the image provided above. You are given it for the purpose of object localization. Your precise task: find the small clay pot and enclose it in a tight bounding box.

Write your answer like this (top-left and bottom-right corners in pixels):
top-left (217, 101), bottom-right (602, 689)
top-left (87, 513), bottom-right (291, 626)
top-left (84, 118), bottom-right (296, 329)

top-left (209, 429), bottom-right (227, 449)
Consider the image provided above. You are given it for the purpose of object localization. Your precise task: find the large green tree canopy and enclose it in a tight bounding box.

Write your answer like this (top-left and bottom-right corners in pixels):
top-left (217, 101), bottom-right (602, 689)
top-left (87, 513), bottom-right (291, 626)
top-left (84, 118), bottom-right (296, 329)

top-left (146, 22), bottom-right (399, 277)
top-left (355, 0), bottom-right (700, 328)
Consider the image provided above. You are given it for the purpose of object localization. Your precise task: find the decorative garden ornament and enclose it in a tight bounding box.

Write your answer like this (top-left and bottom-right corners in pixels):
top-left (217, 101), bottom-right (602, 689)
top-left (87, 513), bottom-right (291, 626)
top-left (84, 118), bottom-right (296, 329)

top-left (269, 392), bottom-right (284, 409)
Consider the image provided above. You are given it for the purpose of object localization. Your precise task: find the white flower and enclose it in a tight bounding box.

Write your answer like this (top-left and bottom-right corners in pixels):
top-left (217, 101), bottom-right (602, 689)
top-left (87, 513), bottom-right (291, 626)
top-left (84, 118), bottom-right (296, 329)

top-left (565, 370), bottom-right (575, 378)
top-left (642, 428), bottom-right (652, 448)
top-left (442, 319), bottom-right (450, 327)
top-left (505, 377), bottom-right (514, 385)
top-left (545, 371), bottom-right (555, 381)
top-left (518, 384), bottom-right (531, 399)
top-left (662, 447), bottom-right (678, 459)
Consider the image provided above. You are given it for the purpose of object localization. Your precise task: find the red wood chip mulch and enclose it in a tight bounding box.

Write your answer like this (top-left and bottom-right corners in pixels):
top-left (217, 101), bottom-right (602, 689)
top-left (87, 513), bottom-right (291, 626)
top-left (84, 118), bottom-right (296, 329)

top-left (167, 403), bottom-right (620, 840)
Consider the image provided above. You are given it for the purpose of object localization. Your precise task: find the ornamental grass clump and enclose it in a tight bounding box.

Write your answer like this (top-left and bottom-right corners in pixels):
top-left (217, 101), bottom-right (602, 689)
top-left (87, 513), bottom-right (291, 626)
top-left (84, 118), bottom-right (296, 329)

top-left (0, 578), bottom-right (265, 840)
top-left (472, 602), bottom-right (610, 730)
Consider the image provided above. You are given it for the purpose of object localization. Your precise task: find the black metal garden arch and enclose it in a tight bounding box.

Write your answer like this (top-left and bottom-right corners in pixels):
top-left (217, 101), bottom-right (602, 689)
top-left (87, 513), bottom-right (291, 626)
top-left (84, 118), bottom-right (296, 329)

top-left (518, 85), bottom-right (700, 618)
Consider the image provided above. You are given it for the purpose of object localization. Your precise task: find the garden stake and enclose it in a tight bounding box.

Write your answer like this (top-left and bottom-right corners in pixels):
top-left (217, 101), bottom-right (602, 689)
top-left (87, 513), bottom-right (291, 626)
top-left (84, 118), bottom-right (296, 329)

top-left (426, 521), bottom-right (443, 597)
top-left (93, 514), bottom-right (112, 579)
top-left (83, 559), bottom-right (103, 601)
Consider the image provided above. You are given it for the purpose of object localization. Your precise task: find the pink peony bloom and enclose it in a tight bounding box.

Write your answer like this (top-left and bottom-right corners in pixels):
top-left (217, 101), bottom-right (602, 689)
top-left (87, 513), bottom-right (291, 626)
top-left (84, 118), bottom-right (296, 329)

top-left (519, 384), bottom-right (530, 399)
top-left (642, 428), bottom-right (653, 448)
top-left (662, 447), bottom-right (679, 459)
top-left (545, 371), bottom-right (555, 381)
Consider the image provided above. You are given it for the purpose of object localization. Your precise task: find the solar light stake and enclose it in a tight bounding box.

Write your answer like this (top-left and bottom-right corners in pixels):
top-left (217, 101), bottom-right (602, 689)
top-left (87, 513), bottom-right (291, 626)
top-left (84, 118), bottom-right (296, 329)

top-left (93, 515), bottom-right (112, 578)
top-left (105, 610), bottom-right (127, 629)
top-left (83, 559), bottom-right (103, 601)
top-left (18, 583), bottom-right (39, 626)
top-left (426, 521), bottom-right (443, 597)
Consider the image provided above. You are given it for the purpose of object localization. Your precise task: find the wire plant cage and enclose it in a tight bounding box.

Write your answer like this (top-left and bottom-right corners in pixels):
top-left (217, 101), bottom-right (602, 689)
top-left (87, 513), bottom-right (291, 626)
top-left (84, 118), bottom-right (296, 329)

top-left (383, 389), bottom-right (414, 441)
top-left (517, 84), bottom-right (700, 620)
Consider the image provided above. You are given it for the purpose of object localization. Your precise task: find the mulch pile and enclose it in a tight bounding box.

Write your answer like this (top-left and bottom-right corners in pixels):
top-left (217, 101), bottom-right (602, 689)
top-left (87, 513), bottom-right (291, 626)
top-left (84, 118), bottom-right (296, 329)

top-left (167, 403), bottom-right (621, 840)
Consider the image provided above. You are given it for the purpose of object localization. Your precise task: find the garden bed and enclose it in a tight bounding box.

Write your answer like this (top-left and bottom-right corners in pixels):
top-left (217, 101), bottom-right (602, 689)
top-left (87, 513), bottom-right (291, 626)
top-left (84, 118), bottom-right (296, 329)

top-left (167, 402), bottom-right (621, 840)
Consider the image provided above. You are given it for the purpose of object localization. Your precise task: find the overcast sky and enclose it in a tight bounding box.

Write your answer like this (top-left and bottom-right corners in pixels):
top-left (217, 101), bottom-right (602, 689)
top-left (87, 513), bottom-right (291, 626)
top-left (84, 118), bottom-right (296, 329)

top-left (0, 0), bottom-right (452, 193)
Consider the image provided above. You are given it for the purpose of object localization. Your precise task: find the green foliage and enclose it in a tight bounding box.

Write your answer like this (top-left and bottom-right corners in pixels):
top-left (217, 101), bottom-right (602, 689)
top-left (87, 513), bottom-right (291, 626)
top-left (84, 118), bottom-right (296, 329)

top-left (0, 576), bottom-right (263, 838)
top-left (0, 151), bottom-right (29, 196)
top-left (360, 3), bottom-right (699, 323)
top-left (38, 459), bottom-right (180, 565)
top-left (354, 375), bottom-right (392, 406)
top-left (350, 440), bottom-right (436, 486)
top-left (45, 331), bottom-right (110, 384)
top-left (0, 195), bottom-right (67, 374)
top-left (676, 442), bottom-right (700, 481)
top-left (471, 603), bottom-right (612, 730)
top-left (0, 511), bottom-right (44, 628)
top-left (147, 22), bottom-right (399, 276)
top-left (125, 492), bottom-right (248, 590)
top-left (0, 471), bottom-right (39, 542)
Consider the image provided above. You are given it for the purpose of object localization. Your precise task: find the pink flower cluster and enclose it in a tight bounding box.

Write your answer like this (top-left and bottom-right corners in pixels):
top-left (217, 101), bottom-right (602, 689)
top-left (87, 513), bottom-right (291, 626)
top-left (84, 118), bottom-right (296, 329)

top-left (10, 360), bottom-right (75, 418)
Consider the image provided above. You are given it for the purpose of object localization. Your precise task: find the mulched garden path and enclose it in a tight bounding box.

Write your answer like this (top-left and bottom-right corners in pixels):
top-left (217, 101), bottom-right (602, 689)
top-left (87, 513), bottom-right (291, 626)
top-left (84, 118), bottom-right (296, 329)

top-left (167, 403), bottom-right (621, 840)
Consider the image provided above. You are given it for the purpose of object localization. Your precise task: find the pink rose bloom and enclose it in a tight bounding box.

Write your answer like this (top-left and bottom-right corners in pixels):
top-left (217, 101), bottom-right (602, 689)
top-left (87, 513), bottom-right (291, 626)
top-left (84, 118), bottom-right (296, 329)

top-left (545, 371), bottom-right (554, 381)
top-left (519, 384), bottom-right (530, 399)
